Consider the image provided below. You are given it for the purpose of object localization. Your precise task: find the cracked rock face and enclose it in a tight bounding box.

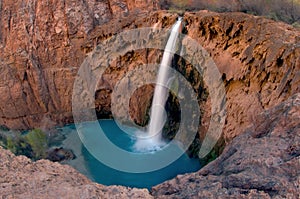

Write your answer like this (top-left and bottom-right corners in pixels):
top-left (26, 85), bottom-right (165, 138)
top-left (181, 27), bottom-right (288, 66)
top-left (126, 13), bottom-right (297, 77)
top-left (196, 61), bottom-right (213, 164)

top-left (182, 11), bottom-right (300, 142)
top-left (0, 0), bottom-right (158, 130)
top-left (82, 11), bottom-right (300, 146)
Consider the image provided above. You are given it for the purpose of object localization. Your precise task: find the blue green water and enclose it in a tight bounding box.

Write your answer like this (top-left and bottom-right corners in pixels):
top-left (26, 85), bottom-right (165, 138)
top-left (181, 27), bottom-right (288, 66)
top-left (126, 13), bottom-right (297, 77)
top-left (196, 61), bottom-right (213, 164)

top-left (59, 120), bottom-right (200, 189)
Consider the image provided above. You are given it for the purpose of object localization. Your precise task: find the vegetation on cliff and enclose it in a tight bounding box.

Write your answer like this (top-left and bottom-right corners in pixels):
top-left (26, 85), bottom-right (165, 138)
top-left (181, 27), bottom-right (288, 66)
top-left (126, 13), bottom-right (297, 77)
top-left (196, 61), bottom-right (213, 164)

top-left (0, 128), bottom-right (75, 161)
top-left (0, 128), bottom-right (47, 160)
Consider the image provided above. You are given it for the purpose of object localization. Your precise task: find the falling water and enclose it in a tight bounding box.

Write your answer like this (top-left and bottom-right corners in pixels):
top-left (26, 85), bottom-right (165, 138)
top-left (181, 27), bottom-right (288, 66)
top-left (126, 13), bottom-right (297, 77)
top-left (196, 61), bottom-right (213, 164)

top-left (148, 18), bottom-right (182, 141)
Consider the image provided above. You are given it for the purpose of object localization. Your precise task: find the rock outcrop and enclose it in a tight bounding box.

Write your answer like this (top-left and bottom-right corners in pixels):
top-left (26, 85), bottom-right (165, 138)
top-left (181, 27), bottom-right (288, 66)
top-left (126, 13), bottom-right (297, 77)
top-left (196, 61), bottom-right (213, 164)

top-left (152, 93), bottom-right (300, 198)
top-left (0, 146), bottom-right (152, 198)
top-left (183, 11), bottom-right (300, 142)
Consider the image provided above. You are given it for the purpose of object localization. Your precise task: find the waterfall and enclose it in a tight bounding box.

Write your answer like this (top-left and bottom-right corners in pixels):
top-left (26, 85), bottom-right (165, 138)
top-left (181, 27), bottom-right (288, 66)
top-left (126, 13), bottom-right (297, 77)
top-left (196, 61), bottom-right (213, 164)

top-left (148, 18), bottom-right (182, 141)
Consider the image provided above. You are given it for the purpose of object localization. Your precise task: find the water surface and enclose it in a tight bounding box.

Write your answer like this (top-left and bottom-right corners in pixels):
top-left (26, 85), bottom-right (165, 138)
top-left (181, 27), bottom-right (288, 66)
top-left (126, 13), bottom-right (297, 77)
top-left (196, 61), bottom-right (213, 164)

top-left (57, 120), bottom-right (200, 189)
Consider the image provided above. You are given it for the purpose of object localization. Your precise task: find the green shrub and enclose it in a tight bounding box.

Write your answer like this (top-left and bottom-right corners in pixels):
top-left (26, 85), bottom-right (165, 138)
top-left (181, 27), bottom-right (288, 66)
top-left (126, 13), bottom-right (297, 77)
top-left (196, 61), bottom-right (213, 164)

top-left (25, 129), bottom-right (48, 160)
top-left (292, 21), bottom-right (300, 28)
top-left (6, 137), bottom-right (17, 154)
top-left (0, 129), bottom-right (49, 160)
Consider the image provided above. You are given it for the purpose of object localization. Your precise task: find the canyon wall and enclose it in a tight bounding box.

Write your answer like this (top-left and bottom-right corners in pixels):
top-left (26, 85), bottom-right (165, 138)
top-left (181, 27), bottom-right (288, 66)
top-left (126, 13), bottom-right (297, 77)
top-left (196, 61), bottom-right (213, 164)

top-left (183, 11), bottom-right (300, 142)
top-left (80, 11), bottom-right (300, 145)
top-left (0, 0), bottom-right (158, 130)
top-left (0, 3), bottom-right (298, 146)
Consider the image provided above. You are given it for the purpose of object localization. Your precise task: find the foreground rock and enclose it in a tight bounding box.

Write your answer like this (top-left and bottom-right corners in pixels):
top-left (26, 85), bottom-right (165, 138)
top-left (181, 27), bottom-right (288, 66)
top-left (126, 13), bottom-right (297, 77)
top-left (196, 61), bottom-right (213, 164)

top-left (152, 93), bottom-right (300, 198)
top-left (47, 147), bottom-right (76, 162)
top-left (0, 146), bottom-right (152, 198)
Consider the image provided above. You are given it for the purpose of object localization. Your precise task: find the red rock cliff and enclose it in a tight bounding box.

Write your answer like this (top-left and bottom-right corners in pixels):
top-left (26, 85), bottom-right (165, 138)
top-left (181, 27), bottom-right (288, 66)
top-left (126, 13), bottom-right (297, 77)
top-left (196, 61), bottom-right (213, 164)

top-left (0, 0), bottom-right (158, 129)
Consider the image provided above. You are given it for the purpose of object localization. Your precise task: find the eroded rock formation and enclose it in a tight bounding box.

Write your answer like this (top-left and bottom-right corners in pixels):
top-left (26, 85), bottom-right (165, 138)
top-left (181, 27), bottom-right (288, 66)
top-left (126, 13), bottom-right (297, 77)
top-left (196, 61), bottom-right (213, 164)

top-left (1, 5), bottom-right (298, 146)
top-left (183, 11), bottom-right (300, 142)
top-left (152, 93), bottom-right (300, 198)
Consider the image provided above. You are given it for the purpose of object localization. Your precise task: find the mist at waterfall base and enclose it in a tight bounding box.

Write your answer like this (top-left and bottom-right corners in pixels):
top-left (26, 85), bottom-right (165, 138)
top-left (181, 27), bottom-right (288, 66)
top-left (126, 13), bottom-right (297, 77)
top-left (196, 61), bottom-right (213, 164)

top-left (58, 120), bottom-right (201, 189)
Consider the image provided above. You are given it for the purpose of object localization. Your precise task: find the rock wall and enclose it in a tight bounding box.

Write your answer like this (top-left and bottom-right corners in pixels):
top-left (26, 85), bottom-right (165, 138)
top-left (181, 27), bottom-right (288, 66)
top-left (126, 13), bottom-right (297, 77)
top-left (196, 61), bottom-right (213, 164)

top-left (183, 11), bottom-right (300, 142)
top-left (0, 0), bottom-right (299, 154)
top-left (0, 0), bottom-right (159, 130)
top-left (82, 11), bottom-right (300, 144)
top-left (0, 4), bottom-right (299, 146)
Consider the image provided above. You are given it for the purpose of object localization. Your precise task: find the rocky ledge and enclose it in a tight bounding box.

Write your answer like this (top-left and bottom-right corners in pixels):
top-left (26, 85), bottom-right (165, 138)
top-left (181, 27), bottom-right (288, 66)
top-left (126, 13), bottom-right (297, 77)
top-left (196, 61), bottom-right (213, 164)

top-left (0, 93), bottom-right (299, 198)
top-left (152, 93), bottom-right (300, 198)
top-left (0, 146), bottom-right (152, 198)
